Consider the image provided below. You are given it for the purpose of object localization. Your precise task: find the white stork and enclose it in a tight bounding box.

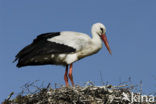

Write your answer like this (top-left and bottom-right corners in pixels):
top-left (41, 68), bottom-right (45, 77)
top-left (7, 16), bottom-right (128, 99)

top-left (14, 23), bottom-right (111, 87)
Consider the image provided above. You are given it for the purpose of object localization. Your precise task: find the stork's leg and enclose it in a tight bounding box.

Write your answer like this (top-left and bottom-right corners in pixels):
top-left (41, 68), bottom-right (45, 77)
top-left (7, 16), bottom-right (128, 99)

top-left (64, 65), bottom-right (69, 86)
top-left (69, 63), bottom-right (75, 86)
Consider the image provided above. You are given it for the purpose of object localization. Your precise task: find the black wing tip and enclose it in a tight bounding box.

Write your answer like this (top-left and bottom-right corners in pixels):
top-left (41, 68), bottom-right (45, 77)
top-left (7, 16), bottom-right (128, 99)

top-left (16, 63), bottom-right (23, 68)
top-left (13, 57), bottom-right (23, 68)
top-left (13, 58), bottom-right (17, 63)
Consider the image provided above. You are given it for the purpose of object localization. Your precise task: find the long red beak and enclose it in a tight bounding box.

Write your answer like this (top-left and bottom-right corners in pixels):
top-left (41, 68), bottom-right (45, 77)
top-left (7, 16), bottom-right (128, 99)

top-left (101, 33), bottom-right (112, 55)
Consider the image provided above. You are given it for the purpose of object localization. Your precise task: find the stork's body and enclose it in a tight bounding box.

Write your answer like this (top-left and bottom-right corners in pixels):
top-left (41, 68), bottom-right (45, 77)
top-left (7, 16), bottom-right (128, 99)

top-left (14, 23), bottom-right (111, 86)
top-left (47, 31), bottom-right (103, 65)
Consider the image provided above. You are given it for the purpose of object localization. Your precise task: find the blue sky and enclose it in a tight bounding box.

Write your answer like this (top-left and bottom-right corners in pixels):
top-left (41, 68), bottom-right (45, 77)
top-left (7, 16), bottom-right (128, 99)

top-left (0, 0), bottom-right (156, 102)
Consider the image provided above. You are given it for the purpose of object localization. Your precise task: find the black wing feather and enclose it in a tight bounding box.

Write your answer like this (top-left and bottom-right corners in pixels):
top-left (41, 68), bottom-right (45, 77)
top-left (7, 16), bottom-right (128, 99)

top-left (14, 32), bottom-right (60, 61)
top-left (14, 32), bottom-right (76, 67)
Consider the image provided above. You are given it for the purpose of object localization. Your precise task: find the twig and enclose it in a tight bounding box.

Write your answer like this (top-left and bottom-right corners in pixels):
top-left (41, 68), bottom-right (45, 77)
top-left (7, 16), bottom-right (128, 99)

top-left (99, 70), bottom-right (105, 85)
top-left (47, 83), bottom-right (51, 89)
top-left (7, 92), bottom-right (14, 100)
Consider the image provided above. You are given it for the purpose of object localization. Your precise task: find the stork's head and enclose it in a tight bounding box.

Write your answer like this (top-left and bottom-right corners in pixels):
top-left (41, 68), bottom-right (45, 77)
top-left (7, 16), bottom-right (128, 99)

top-left (92, 23), bottom-right (112, 55)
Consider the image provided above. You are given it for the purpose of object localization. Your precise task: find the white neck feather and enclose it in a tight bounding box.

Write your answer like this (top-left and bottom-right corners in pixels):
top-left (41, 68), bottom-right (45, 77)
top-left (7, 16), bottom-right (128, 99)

top-left (91, 30), bottom-right (102, 50)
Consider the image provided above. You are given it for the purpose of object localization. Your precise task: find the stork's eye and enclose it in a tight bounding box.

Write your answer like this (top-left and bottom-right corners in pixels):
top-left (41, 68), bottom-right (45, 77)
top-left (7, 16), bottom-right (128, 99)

top-left (100, 28), bottom-right (104, 33)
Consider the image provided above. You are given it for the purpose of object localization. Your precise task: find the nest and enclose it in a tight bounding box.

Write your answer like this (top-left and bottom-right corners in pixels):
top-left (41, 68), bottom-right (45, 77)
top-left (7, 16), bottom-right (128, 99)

top-left (2, 82), bottom-right (155, 104)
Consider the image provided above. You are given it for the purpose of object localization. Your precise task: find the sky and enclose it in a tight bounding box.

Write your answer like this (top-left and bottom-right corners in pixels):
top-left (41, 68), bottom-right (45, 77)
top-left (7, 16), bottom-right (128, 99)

top-left (0, 0), bottom-right (156, 102)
